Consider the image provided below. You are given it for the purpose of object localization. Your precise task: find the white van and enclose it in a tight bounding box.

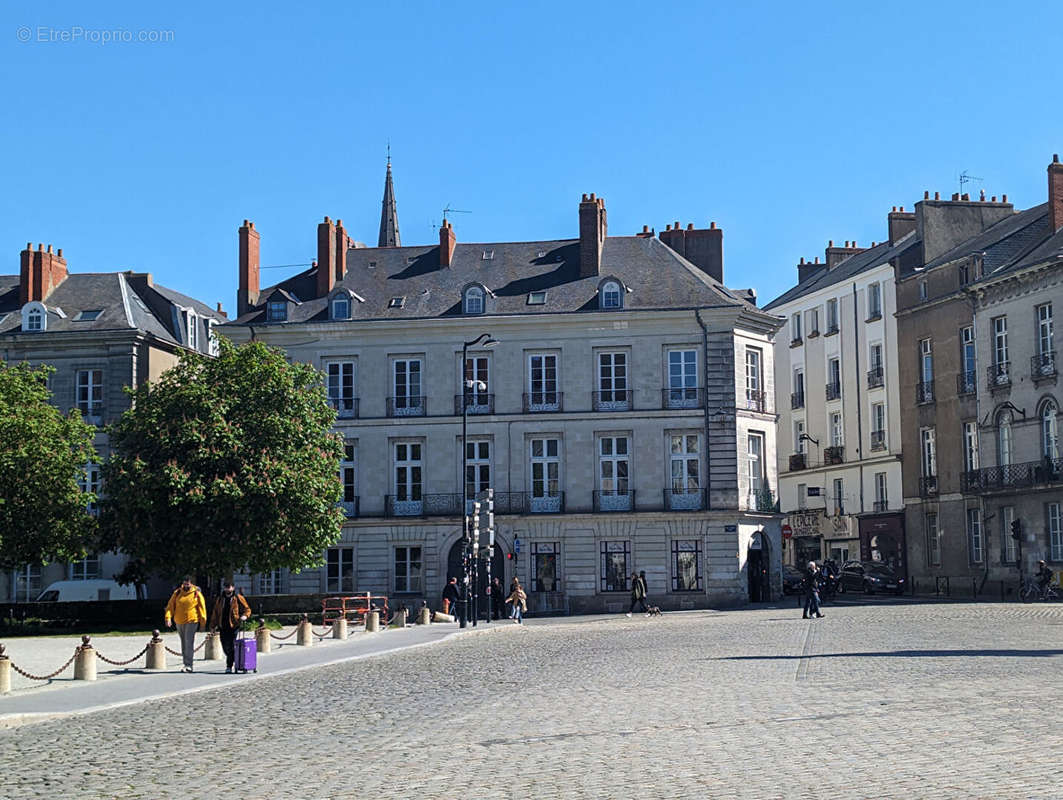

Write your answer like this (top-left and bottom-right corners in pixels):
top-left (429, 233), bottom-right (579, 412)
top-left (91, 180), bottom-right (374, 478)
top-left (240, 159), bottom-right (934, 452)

top-left (36, 580), bottom-right (138, 602)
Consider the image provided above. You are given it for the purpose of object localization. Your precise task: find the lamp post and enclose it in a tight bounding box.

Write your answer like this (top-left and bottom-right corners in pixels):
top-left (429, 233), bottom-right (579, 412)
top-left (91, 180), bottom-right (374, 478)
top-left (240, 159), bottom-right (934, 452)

top-left (461, 333), bottom-right (498, 628)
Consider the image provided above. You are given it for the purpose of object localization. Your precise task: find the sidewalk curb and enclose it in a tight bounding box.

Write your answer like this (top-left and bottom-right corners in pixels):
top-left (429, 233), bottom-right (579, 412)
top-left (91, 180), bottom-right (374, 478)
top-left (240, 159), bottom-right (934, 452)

top-left (0, 623), bottom-right (519, 729)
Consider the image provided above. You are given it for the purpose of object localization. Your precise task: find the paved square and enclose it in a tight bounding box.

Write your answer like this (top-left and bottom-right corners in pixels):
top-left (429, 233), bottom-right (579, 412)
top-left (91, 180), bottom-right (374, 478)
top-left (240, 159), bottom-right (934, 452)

top-left (2, 601), bottom-right (1061, 799)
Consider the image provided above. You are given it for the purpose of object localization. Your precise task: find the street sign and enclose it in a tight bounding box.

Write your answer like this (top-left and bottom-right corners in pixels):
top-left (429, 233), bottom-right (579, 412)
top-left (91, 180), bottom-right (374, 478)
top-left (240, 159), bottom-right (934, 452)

top-left (514, 538), bottom-right (521, 554)
top-left (807, 486), bottom-right (821, 496)
top-left (782, 524), bottom-right (793, 540)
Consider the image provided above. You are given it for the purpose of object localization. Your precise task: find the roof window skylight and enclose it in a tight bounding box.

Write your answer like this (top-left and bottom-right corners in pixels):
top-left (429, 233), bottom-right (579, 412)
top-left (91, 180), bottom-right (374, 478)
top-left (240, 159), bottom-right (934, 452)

top-left (389, 297), bottom-right (405, 309)
top-left (527, 291), bottom-right (547, 305)
top-left (75, 310), bottom-right (102, 321)
top-left (482, 250), bottom-right (495, 261)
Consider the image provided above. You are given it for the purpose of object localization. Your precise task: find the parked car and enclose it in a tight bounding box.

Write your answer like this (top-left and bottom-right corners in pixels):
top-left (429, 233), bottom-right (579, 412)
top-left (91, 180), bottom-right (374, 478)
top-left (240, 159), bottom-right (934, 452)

top-left (838, 561), bottom-right (906, 595)
top-left (783, 565), bottom-right (806, 595)
top-left (35, 580), bottom-right (137, 602)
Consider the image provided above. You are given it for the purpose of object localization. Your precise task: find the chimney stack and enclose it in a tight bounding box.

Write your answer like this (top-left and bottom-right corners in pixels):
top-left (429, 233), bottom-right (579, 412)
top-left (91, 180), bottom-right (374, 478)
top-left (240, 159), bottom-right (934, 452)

top-left (888, 206), bottom-right (917, 245)
top-left (578, 193), bottom-right (607, 278)
top-left (237, 220), bottom-right (261, 317)
top-left (439, 218), bottom-right (457, 267)
top-left (660, 220), bottom-right (724, 283)
top-left (825, 240), bottom-right (864, 270)
top-left (797, 256), bottom-right (824, 284)
top-left (1049, 154), bottom-right (1063, 232)
top-left (317, 216), bottom-right (337, 297)
top-left (19, 242), bottom-right (69, 305)
top-left (334, 219), bottom-right (348, 283)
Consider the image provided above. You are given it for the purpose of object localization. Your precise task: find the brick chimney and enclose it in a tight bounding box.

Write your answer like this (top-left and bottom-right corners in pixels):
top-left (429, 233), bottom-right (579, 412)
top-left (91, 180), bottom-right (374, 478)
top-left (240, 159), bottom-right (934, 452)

top-left (825, 239), bottom-right (864, 270)
top-left (334, 219), bottom-right (349, 283)
top-left (578, 193), bottom-right (607, 278)
top-left (888, 206), bottom-right (916, 245)
top-left (317, 216), bottom-right (337, 297)
top-left (19, 243), bottom-right (68, 305)
top-left (1049, 155), bottom-right (1063, 232)
top-left (237, 220), bottom-right (260, 317)
top-left (660, 221), bottom-right (724, 283)
top-left (797, 256), bottom-right (824, 284)
top-left (439, 218), bottom-right (456, 267)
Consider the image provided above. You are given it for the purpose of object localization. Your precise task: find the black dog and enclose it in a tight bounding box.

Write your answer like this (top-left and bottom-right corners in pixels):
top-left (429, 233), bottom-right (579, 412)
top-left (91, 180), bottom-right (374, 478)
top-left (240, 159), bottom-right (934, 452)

top-left (647, 606), bottom-right (662, 616)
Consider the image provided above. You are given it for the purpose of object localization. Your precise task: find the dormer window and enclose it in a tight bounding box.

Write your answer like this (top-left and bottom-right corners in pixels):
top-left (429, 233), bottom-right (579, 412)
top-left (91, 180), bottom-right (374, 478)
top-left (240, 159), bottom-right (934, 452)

top-left (187, 311), bottom-right (199, 349)
top-left (22, 302), bottom-right (46, 332)
top-left (331, 296), bottom-right (351, 320)
top-left (267, 301), bottom-right (287, 322)
top-left (207, 320), bottom-right (219, 356)
top-left (464, 286), bottom-right (485, 315)
top-left (600, 280), bottom-right (622, 310)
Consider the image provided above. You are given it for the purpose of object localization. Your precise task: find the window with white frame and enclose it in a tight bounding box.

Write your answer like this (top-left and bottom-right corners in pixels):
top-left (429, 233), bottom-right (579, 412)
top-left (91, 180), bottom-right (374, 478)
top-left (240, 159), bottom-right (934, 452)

top-left (527, 353), bottom-right (559, 408)
top-left (745, 348), bottom-right (762, 409)
top-left (69, 554), bottom-right (100, 580)
top-left (597, 351), bottom-right (629, 405)
top-left (331, 295), bottom-right (351, 320)
top-left (671, 540), bottom-right (702, 592)
top-left (464, 355), bottom-right (490, 407)
top-left (530, 438), bottom-right (561, 511)
top-left (830, 412), bottom-right (843, 447)
top-left (267, 300), bottom-right (286, 322)
top-left (393, 358), bottom-right (423, 412)
top-left (875, 472), bottom-right (888, 508)
top-left (598, 436), bottom-right (630, 495)
top-left (532, 542), bottom-right (560, 591)
top-left (993, 316), bottom-right (1009, 368)
top-left (747, 433), bottom-right (763, 495)
top-left (600, 541), bottom-right (630, 592)
top-left (832, 477), bottom-right (844, 515)
top-left (1038, 303), bottom-right (1054, 359)
top-left (326, 361), bottom-right (356, 414)
top-left (794, 419), bottom-right (806, 454)
top-left (826, 298), bottom-right (838, 331)
top-left (670, 434), bottom-right (700, 494)
top-left (76, 369), bottom-right (103, 420)
top-left (871, 402), bottom-right (886, 449)
top-left (13, 564), bottom-right (41, 601)
top-left (78, 462), bottom-right (101, 516)
top-left (340, 442), bottom-right (356, 507)
top-left (920, 427), bottom-right (937, 477)
top-left (997, 409), bottom-right (1013, 467)
top-left (26, 306), bottom-right (44, 331)
top-left (600, 280), bottom-right (622, 309)
top-left (465, 440), bottom-right (491, 500)
top-left (326, 547), bottom-right (354, 593)
top-left (187, 311), bottom-right (198, 349)
top-left (257, 569), bottom-right (285, 594)
top-left (791, 312), bottom-right (802, 341)
top-left (967, 507), bottom-right (983, 564)
top-left (827, 357), bottom-right (841, 397)
top-left (963, 421), bottom-right (980, 472)
top-left (667, 349), bottom-right (698, 405)
top-left (869, 342), bottom-right (883, 375)
top-left (207, 320), bottom-right (219, 356)
top-left (1043, 400), bottom-right (1059, 459)
top-left (1049, 502), bottom-right (1062, 562)
top-left (867, 282), bottom-right (882, 318)
top-left (961, 326), bottom-right (976, 390)
top-left (464, 286), bottom-right (485, 315)
top-left (926, 512), bottom-right (940, 566)
top-left (1001, 506), bottom-right (1017, 564)
top-left (792, 367), bottom-right (805, 404)
top-left (393, 442), bottom-right (422, 502)
top-left (806, 307), bottom-right (819, 335)
top-left (920, 338), bottom-right (933, 384)
top-left (394, 546), bottom-right (423, 593)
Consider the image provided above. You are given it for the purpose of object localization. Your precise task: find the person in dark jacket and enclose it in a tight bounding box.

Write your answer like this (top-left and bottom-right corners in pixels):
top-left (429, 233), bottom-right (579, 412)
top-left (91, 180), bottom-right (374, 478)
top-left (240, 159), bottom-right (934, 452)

top-left (442, 576), bottom-right (461, 618)
top-left (802, 562), bottom-right (824, 619)
top-left (208, 580), bottom-right (251, 674)
top-left (490, 577), bottom-right (505, 620)
top-left (627, 571), bottom-right (648, 617)
top-left (1036, 560), bottom-right (1054, 591)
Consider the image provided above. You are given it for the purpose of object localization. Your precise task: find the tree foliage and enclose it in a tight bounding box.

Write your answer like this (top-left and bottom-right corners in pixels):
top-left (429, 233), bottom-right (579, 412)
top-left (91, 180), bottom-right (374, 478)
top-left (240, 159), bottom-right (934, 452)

top-left (100, 338), bottom-right (344, 580)
top-left (0, 362), bottom-right (98, 569)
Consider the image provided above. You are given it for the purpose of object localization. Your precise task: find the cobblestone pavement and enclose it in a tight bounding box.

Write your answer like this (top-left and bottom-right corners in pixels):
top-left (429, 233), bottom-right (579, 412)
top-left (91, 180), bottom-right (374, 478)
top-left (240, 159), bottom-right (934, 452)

top-left (2, 602), bottom-right (1062, 799)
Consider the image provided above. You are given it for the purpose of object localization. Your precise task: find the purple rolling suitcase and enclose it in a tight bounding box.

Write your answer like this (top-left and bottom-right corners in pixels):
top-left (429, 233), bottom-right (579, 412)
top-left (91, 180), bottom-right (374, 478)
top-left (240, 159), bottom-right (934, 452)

top-left (234, 631), bottom-right (257, 673)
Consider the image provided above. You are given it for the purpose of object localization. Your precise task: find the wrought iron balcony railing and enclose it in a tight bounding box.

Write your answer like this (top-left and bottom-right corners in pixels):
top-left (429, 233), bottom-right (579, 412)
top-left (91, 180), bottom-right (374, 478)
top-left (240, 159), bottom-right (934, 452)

top-left (867, 367), bottom-right (884, 389)
top-left (523, 391), bottom-right (562, 413)
top-left (789, 453), bottom-right (807, 472)
top-left (824, 445), bottom-right (844, 465)
top-left (385, 493), bottom-right (461, 517)
top-left (752, 487), bottom-right (778, 512)
top-left (329, 397), bottom-right (359, 419)
top-left (962, 457), bottom-right (1063, 493)
top-left (870, 430), bottom-right (886, 451)
top-left (791, 391), bottom-right (805, 410)
top-left (1032, 351), bottom-right (1057, 379)
top-left (592, 389), bottom-right (632, 412)
top-left (916, 381), bottom-right (935, 405)
top-left (957, 371), bottom-right (977, 395)
top-left (664, 488), bottom-right (707, 511)
top-left (337, 497), bottom-right (360, 518)
top-left (987, 362), bottom-right (1011, 389)
top-left (825, 382), bottom-right (842, 401)
top-left (744, 390), bottom-right (767, 413)
top-left (455, 393), bottom-right (494, 415)
top-left (663, 387), bottom-right (705, 410)
top-left (387, 396), bottom-right (427, 417)
top-left (593, 490), bottom-right (635, 512)
top-left (919, 475), bottom-right (938, 496)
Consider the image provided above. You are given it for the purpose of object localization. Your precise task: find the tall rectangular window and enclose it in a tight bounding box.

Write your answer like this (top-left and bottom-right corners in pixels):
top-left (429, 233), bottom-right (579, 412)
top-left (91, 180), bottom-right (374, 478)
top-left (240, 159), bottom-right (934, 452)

top-left (963, 421), bottom-right (979, 472)
top-left (393, 358), bottom-right (423, 413)
top-left (528, 353), bottom-right (559, 409)
top-left (598, 436), bottom-right (630, 495)
top-left (875, 472), bottom-right (888, 508)
top-left (13, 564), bottom-right (41, 602)
top-left (207, 320), bottom-right (219, 356)
top-left (326, 547), bottom-right (354, 593)
top-left (667, 349), bottom-right (698, 405)
top-left (794, 419), bottom-right (806, 454)
top-left (327, 361), bottom-right (356, 415)
top-left (830, 412), bottom-right (843, 447)
top-left (961, 326), bottom-right (976, 392)
top-left (597, 352), bottom-right (629, 406)
top-left (340, 442), bottom-right (356, 504)
top-left (871, 402), bottom-right (886, 450)
top-left (792, 367), bottom-right (805, 407)
top-left (826, 298), bottom-right (838, 331)
top-left (600, 541), bottom-right (630, 592)
top-left (670, 434), bottom-right (700, 492)
top-left (806, 308), bottom-right (819, 335)
top-left (394, 442), bottom-right (422, 504)
top-left (832, 477), bottom-right (844, 515)
top-left (921, 427), bottom-right (937, 477)
top-left (747, 433), bottom-right (763, 495)
top-left (791, 312), bottom-right (802, 341)
top-left (78, 462), bottom-right (101, 516)
top-left (394, 546), bottom-right (423, 593)
top-left (532, 542), bottom-right (560, 591)
top-left (465, 440), bottom-right (491, 500)
top-left (530, 438), bottom-right (561, 512)
top-left (671, 540), bottom-right (703, 592)
top-left (76, 369), bottom-right (103, 419)
top-left (920, 338), bottom-right (933, 383)
top-left (1038, 304), bottom-right (1055, 377)
top-left (827, 357), bottom-right (841, 399)
top-left (926, 512), bottom-right (941, 566)
top-left (464, 355), bottom-right (490, 405)
top-left (745, 348), bottom-right (762, 409)
top-left (869, 342), bottom-right (883, 373)
top-left (1049, 503), bottom-right (1062, 562)
top-left (187, 312), bottom-right (198, 349)
top-left (867, 282), bottom-right (882, 318)
top-left (1001, 506), bottom-right (1017, 564)
top-left (993, 316), bottom-right (1009, 366)
top-left (967, 508), bottom-right (983, 564)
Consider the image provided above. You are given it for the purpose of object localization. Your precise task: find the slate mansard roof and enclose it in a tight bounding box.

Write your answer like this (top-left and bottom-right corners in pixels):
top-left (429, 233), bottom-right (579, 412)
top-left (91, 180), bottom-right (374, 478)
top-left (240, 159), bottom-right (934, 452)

top-left (0, 271), bottom-right (226, 352)
top-left (231, 235), bottom-right (777, 326)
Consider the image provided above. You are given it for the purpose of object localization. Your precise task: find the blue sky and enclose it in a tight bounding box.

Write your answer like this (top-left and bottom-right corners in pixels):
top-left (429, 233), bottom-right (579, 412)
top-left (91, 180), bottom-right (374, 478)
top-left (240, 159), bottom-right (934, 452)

top-left (2, 1), bottom-right (1061, 310)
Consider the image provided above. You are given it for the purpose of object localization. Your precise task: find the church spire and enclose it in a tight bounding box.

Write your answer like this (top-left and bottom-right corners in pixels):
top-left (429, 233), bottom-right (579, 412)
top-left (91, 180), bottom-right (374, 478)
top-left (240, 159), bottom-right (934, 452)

top-left (377, 154), bottom-right (401, 248)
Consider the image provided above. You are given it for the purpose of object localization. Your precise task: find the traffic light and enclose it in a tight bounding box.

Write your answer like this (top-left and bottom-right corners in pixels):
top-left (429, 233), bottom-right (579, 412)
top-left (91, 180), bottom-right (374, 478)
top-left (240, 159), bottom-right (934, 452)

top-left (506, 552), bottom-right (515, 560)
top-left (1011, 518), bottom-right (1022, 540)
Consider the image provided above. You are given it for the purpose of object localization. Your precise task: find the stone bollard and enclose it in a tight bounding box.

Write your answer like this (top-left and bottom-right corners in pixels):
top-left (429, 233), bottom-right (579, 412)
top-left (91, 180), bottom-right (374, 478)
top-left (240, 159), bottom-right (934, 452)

top-left (417, 606), bottom-right (431, 625)
top-left (394, 609), bottom-right (408, 629)
top-left (204, 632), bottom-right (223, 661)
top-left (333, 618), bottom-right (348, 640)
top-left (256, 621), bottom-right (271, 654)
top-left (365, 611), bottom-right (379, 632)
top-left (146, 630), bottom-right (166, 670)
top-left (0, 644), bottom-right (10, 694)
top-left (297, 614), bottom-right (313, 647)
top-left (74, 636), bottom-right (97, 681)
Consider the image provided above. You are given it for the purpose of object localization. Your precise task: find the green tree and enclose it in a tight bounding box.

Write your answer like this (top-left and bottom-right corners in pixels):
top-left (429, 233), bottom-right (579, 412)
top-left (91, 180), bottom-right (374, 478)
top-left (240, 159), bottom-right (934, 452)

top-left (100, 339), bottom-right (344, 581)
top-left (0, 362), bottom-right (98, 569)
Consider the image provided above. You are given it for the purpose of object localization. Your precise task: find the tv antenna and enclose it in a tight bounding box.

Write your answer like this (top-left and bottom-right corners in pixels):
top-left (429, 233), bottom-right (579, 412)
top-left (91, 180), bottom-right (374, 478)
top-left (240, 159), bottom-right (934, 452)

top-left (433, 204), bottom-right (472, 232)
top-left (959, 170), bottom-right (983, 194)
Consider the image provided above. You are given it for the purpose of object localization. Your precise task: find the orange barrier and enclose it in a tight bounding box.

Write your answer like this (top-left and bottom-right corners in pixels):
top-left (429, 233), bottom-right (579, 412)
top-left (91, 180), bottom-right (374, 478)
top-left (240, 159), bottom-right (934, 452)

top-left (322, 594), bottom-right (389, 626)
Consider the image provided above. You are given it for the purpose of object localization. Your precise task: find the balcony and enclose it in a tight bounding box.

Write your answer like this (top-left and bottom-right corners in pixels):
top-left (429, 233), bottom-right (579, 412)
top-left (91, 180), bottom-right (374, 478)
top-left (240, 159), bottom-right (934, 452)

top-left (664, 487), bottom-right (707, 511)
top-left (872, 500), bottom-right (889, 512)
top-left (957, 371), bottom-right (977, 395)
top-left (523, 391), bottom-right (562, 413)
top-left (791, 391), bottom-right (805, 410)
top-left (962, 457), bottom-right (1063, 493)
top-left (525, 492), bottom-right (565, 514)
top-left (825, 382), bottom-right (842, 401)
top-left (663, 387), bottom-right (705, 410)
top-left (789, 453), bottom-right (807, 472)
top-left (592, 389), bottom-right (632, 412)
top-left (593, 489), bottom-right (635, 512)
top-left (790, 337), bottom-right (803, 348)
top-left (987, 362), bottom-right (1011, 390)
top-left (329, 397), bottom-right (359, 419)
top-left (916, 381), bottom-right (935, 405)
top-left (387, 396), bottom-right (427, 417)
top-left (751, 487), bottom-right (778, 512)
top-left (867, 367), bottom-right (884, 389)
top-left (385, 493), bottom-right (461, 517)
top-left (744, 390), bottom-right (767, 413)
top-left (919, 476), bottom-right (938, 497)
top-left (454, 393), bottom-right (494, 415)
top-left (338, 497), bottom-right (360, 518)
top-left (870, 430), bottom-right (886, 451)
top-left (824, 445), bottom-right (844, 465)
top-left (1032, 351), bottom-right (1057, 381)
top-left (825, 324), bottom-right (839, 336)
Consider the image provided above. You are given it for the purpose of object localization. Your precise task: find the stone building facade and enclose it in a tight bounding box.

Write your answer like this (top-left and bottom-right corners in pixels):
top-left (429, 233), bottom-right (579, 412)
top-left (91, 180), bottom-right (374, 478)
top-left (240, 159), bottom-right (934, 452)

top-left (223, 180), bottom-right (783, 613)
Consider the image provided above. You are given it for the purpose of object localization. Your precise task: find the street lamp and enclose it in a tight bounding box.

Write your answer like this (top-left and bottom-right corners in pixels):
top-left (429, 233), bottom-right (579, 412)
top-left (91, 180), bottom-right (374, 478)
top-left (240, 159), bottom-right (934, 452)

top-left (460, 333), bottom-right (498, 628)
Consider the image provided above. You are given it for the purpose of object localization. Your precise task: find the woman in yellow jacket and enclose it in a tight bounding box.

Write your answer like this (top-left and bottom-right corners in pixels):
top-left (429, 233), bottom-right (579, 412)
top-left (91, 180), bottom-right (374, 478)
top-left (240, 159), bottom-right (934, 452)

top-left (165, 576), bottom-right (207, 672)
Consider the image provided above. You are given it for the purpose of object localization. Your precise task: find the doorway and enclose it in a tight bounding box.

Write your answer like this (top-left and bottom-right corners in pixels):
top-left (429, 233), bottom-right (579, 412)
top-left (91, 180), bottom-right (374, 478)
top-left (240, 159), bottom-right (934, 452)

top-left (747, 530), bottom-right (771, 602)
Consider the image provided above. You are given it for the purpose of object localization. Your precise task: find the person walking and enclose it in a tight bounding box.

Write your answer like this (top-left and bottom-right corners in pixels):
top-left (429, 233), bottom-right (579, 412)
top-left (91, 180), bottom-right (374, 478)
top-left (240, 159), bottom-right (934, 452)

top-left (490, 576), bottom-right (505, 620)
top-left (627, 571), bottom-right (648, 617)
top-left (507, 578), bottom-right (527, 624)
top-left (802, 561), bottom-right (824, 619)
top-left (165, 576), bottom-right (207, 672)
top-left (208, 580), bottom-right (252, 674)
top-left (442, 576), bottom-right (461, 618)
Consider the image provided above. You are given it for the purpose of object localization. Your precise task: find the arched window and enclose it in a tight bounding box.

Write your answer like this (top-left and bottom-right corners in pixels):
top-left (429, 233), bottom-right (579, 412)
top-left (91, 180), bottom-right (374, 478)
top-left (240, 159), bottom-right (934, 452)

top-left (331, 295), bottom-right (350, 320)
top-left (997, 409), bottom-right (1013, 467)
top-left (1043, 400), bottom-right (1059, 460)
top-left (464, 286), bottom-right (484, 315)
top-left (22, 302), bottom-right (46, 332)
top-left (600, 280), bottom-right (622, 310)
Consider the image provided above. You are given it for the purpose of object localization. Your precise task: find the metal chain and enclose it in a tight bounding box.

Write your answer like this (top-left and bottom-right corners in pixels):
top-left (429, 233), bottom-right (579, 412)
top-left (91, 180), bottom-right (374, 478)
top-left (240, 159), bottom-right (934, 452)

top-left (95, 644), bottom-right (150, 666)
top-left (312, 625), bottom-right (333, 637)
top-left (269, 628), bottom-right (299, 641)
top-left (165, 637), bottom-right (208, 657)
top-left (9, 647), bottom-right (81, 681)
